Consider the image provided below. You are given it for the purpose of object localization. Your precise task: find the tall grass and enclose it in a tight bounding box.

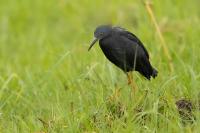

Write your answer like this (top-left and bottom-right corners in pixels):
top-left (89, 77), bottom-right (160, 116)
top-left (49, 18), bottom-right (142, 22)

top-left (0, 0), bottom-right (200, 132)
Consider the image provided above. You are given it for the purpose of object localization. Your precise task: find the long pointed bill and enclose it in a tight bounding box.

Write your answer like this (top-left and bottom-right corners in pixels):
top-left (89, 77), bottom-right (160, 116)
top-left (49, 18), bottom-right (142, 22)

top-left (88, 38), bottom-right (98, 51)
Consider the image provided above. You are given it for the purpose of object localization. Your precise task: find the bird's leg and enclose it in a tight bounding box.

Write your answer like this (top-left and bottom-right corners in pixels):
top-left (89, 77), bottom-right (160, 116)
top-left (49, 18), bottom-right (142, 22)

top-left (109, 84), bottom-right (121, 101)
top-left (127, 72), bottom-right (137, 97)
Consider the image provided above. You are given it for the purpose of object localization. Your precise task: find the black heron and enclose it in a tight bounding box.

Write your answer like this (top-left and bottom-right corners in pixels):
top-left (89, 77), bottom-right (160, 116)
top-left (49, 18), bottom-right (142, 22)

top-left (88, 25), bottom-right (158, 92)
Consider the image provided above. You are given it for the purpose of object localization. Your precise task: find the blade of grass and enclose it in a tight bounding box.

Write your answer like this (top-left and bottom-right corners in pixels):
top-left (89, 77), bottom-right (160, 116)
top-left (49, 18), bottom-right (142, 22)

top-left (144, 1), bottom-right (174, 72)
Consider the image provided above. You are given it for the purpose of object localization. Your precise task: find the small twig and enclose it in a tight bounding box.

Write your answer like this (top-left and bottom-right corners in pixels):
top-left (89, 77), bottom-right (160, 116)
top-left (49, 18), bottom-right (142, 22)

top-left (145, 1), bottom-right (174, 72)
top-left (70, 101), bottom-right (74, 115)
top-left (38, 118), bottom-right (49, 129)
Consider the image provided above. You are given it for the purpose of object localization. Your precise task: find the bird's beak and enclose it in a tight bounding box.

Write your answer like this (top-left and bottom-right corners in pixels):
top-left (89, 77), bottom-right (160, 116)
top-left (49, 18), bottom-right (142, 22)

top-left (88, 38), bottom-right (98, 51)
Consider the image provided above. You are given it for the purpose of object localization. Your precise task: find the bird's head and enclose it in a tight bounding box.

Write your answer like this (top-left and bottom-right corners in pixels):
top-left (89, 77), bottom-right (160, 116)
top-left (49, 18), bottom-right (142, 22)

top-left (94, 25), bottom-right (112, 39)
top-left (88, 25), bottom-right (112, 51)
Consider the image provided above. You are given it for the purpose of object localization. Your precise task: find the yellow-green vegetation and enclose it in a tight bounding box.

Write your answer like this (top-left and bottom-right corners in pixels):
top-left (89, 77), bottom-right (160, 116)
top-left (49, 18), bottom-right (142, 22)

top-left (0, 0), bottom-right (200, 132)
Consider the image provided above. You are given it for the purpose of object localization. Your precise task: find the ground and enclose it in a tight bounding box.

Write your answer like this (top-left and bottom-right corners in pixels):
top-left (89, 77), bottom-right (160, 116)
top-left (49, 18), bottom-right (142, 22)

top-left (0, 0), bottom-right (200, 132)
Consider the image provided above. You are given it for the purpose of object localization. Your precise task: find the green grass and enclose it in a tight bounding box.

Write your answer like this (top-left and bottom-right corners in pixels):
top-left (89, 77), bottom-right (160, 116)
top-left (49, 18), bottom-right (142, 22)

top-left (0, 0), bottom-right (200, 132)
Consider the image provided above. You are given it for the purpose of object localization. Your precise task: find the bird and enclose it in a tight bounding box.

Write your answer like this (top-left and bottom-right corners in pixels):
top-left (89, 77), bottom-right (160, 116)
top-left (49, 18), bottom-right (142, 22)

top-left (88, 25), bottom-right (158, 84)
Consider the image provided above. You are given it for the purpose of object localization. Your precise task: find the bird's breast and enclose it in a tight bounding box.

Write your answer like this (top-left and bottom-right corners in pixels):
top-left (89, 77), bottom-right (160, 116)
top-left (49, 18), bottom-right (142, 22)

top-left (99, 36), bottom-right (134, 71)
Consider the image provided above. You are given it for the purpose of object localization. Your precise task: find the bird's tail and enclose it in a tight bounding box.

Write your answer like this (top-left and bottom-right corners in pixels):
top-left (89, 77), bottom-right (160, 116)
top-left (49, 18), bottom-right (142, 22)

top-left (151, 67), bottom-right (158, 78)
top-left (138, 57), bottom-right (158, 80)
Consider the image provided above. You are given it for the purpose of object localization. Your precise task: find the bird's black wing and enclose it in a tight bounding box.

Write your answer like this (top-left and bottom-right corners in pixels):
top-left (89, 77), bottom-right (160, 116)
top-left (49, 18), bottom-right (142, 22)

top-left (114, 27), bottom-right (149, 59)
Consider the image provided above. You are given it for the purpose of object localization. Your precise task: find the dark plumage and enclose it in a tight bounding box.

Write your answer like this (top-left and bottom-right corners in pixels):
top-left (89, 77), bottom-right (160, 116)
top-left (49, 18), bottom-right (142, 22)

top-left (88, 25), bottom-right (158, 80)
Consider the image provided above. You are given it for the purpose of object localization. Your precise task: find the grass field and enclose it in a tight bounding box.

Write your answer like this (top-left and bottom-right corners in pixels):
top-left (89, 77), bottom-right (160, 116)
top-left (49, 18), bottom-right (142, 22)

top-left (0, 0), bottom-right (200, 132)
